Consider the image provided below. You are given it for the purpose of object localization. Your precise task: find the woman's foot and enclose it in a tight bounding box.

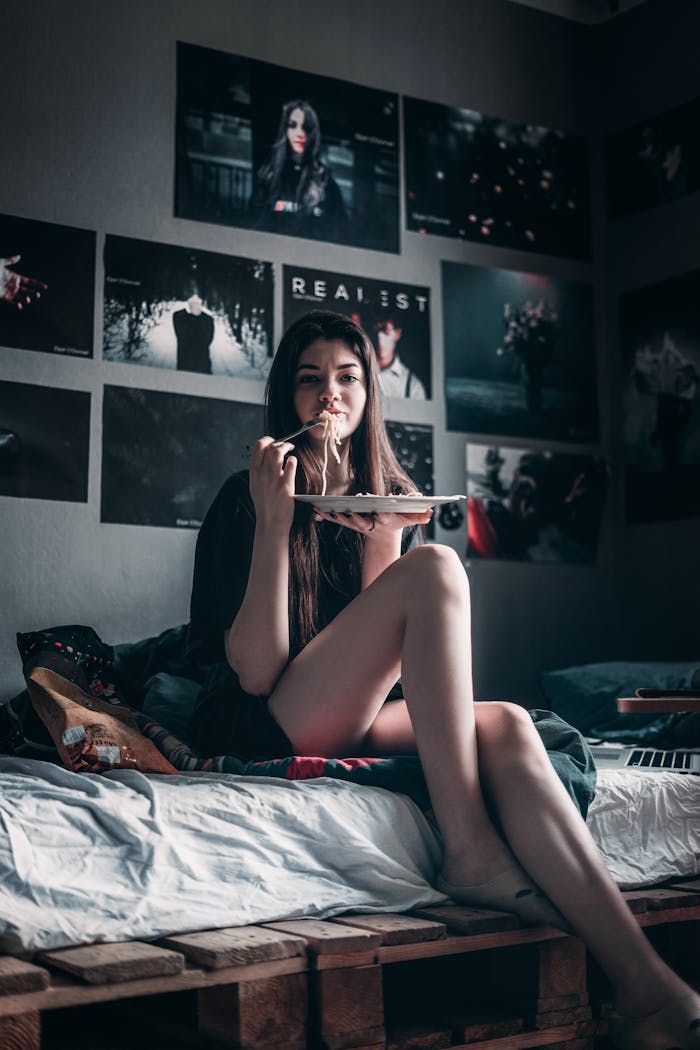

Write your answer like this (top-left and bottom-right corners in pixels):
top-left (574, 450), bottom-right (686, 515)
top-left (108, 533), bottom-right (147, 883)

top-left (608, 988), bottom-right (700, 1049)
top-left (436, 863), bottom-right (569, 930)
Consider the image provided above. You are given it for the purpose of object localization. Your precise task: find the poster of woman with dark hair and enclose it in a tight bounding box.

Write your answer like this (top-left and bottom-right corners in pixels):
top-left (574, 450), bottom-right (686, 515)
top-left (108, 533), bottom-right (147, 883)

top-left (175, 42), bottom-right (399, 253)
top-left (0, 213), bottom-right (95, 357)
top-left (283, 265), bottom-right (431, 399)
top-left (620, 269), bottom-right (700, 524)
top-left (251, 100), bottom-right (349, 242)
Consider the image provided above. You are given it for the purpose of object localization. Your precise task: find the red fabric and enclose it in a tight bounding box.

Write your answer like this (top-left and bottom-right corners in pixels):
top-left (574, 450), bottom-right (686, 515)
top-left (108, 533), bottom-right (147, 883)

top-left (467, 497), bottom-right (500, 558)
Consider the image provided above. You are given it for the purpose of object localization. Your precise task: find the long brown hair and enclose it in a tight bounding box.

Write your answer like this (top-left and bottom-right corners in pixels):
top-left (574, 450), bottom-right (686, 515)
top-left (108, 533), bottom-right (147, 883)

top-left (265, 310), bottom-right (416, 651)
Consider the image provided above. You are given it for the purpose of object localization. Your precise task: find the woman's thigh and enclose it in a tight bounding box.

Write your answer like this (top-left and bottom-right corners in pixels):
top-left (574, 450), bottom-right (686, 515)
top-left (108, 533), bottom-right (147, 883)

top-left (268, 545), bottom-right (456, 755)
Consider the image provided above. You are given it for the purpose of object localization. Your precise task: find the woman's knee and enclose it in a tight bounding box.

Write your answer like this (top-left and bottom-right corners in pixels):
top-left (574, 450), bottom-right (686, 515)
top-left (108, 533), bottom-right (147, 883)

top-left (475, 701), bottom-right (539, 749)
top-left (402, 543), bottom-right (469, 600)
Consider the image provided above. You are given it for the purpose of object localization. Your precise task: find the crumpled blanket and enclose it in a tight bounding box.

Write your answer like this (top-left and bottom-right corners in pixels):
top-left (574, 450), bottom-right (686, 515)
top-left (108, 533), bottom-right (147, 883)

top-left (4, 623), bottom-right (597, 818)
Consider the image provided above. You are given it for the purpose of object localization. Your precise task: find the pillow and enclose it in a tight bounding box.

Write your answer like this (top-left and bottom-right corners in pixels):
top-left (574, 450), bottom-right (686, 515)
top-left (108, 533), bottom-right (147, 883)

top-left (540, 661), bottom-right (700, 737)
top-left (17, 626), bottom-right (177, 775)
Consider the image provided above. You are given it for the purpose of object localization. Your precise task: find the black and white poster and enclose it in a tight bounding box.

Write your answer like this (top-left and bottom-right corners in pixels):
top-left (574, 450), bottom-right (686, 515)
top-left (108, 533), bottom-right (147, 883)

top-left (0, 213), bottom-right (95, 357)
top-left (404, 96), bottom-right (591, 259)
top-left (103, 235), bottom-right (273, 379)
top-left (466, 442), bottom-right (607, 565)
top-left (442, 261), bottom-right (598, 442)
top-left (101, 386), bottom-right (264, 528)
top-left (283, 265), bottom-right (431, 399)
top-left (0, 381), bottom-right (90, 502)
top-left (607, 95), bottom-right (700, 220)
top-left (620, 270), bottom-right (700, 524)
top-left (176, 42), bottom-right (400, 253)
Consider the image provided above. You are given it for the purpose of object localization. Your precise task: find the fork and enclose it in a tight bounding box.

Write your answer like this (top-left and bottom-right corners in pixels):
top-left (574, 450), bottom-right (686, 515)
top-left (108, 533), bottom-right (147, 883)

top-left (272, 419), bottom-right (324, 446)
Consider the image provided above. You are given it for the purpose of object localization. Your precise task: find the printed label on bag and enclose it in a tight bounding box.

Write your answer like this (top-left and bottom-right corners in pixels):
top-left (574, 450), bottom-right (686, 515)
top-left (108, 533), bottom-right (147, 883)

top-left (63, 725), bottom-right (87, 745)
top-left (96, 745), bottom-right (121, 766)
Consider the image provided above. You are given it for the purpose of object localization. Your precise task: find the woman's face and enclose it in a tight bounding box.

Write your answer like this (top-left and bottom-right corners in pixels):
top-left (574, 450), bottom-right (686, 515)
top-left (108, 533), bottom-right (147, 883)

top-left (293, 338), bottom-right (367, 446)
top-left (286, 108), bottom-right (308, 156)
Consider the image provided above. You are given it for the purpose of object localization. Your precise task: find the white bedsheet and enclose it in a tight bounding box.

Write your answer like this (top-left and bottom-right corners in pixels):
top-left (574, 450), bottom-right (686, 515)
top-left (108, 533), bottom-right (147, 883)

top-left (0, 758), bottom-right (698, 952)
top-left (0, 758), bottom-right (444, 953)
top-left (586, 768), bottom-right (700, 889)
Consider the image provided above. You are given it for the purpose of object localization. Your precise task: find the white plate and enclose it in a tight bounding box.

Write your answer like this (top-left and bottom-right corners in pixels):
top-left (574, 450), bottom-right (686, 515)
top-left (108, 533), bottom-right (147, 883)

top-left (294, 494), bottom-right (466, 514)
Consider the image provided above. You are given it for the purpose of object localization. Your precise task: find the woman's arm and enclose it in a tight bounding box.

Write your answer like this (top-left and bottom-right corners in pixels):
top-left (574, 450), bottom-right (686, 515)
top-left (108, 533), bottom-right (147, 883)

top-left (224, 438), bottom-right (297, 695)
top-left (361, 527), bottom-right (403, 590)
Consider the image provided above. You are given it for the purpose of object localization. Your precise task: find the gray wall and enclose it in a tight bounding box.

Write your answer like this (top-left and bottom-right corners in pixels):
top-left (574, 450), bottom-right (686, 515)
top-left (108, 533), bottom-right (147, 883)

top-left (1, 0), bottom-right (616, 703)
top-left (601, 0), bottom-right (700, 660)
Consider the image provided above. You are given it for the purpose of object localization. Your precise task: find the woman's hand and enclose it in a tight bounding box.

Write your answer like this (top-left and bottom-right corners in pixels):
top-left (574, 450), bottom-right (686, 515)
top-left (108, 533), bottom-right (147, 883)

top-left (312, 507), bottom-right (433, 539)
top-left (249, 436), bottom-right (297, 533)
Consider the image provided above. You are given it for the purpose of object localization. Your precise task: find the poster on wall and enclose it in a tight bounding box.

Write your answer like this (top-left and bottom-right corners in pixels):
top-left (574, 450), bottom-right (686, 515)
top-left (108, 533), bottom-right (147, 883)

top-left (386, 420), bottom-right (434, 537)
top-left (282, 265), bottom-right (431, 399)
top-left (607, 95), bottom-right (700, 220)
top-left (404, 96), bottom-right (591, 259)
top-left (102, 386), bottom-right (264, 528)
top-left (0, 213), bottom-right (95, 357)
top-left (0, 381), bottom-right (90, 501)
top-left (442, 261), bottom-right (598, 442)
top-left (619, 269), bottom-right (700, 524)
top-left (103, 235), bottom-right (273, 380)
top-left (175, 42), bottom-right (399, 253)
top-left (466, 441), bottom-right (607, 565)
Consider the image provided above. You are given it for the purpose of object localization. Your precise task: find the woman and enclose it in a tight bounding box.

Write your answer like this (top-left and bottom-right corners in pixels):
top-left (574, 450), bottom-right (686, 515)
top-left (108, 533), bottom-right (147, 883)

top-left (252, 99), bottom-right (348, 242)
top-left (188, 311), bottom-right (700, 1050)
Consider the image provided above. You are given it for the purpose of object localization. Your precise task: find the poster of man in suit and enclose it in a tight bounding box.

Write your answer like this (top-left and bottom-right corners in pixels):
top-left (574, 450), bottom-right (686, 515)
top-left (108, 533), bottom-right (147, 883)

top-left (283, 265), bottom-right (431, 399)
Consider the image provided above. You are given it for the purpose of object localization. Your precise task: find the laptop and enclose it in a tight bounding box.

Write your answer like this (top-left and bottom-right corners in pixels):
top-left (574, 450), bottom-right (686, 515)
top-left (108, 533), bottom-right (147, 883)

top-left (587, 742), bottom-right (700, 775)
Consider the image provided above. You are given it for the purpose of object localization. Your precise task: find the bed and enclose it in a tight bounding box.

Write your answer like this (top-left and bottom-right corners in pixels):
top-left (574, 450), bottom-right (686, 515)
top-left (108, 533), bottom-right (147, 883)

top-left (1, 631), bottom-right (699, 1049)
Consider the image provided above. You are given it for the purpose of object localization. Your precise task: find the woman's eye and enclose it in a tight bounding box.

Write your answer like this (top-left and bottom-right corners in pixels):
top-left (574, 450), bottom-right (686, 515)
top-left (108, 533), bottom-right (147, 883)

top-left (297, 375), bottom-right (318, 384)
top-left (342, 374), bottom-right (359, 383)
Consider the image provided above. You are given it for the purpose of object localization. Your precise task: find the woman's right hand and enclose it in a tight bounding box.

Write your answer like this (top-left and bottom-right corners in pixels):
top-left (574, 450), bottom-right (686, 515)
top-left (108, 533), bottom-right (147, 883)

top-left (249, 436), bottom-right (297, 533)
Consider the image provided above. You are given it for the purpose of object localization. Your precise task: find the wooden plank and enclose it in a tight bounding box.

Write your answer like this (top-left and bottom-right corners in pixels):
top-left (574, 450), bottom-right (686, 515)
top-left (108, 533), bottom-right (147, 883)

top-left (622, 887), bottom-right (700, 912)
top-left (386, 1020), bottom-right (452, 1049)
top-left (669, 877), bottom-right (700, 894)
top-left (0, 1011), bottom-right (40, 1050)
top-left (0, 955), bottom-right (307, 1016)
top-left (619, 890), bottom-right (649, 914)
top-left (411, 904), bottom-right (520, 935)
top-left (0, 957), bottom-right (49, 994)
top-left (449, 1026), bottom-right (581, 1049)
top-left (322, 1028), bottom-right (386, 1050)
top-left (441, 1010), bottom-right (524, 1042)
top-left (377, 926), bottom-right (565, 967)
top-left (264, 919), bottom-right (381, 954)
top-left (314, 964), bottom-right (384, 1040)
top-left (328, 914), bottom-right (447, 946)
top-left (537, 938), bottom-right (588, 1002)
top-left (638, 904), bottom-right (700, 927)
top-left (37, 940), bottom-right (184, 984)
top-left (450, 1025), bottom-right (579, 1049)
top-left (160, 925), bottom-right (307, 969)
top-left (533, 1005), bottom-right (591, 1029)
top-left (198, 971), bottom-right (307, 1049)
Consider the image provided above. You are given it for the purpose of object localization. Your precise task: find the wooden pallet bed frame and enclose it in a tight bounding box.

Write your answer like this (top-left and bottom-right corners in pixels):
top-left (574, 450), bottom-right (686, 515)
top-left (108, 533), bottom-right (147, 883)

top-left (1, 882), bottom-right (698, 1050)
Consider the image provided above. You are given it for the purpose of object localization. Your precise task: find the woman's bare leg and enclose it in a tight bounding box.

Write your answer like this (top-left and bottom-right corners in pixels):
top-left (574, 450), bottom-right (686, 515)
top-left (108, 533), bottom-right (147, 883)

top-left (367, 697), bottom-right (693, 1015)
top-left (471, 702), bottom-right (696, 1017)
top-left (269, 545), bottom-right (699, 1028)
top-left (269, 544), bottom-right (514, 882)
